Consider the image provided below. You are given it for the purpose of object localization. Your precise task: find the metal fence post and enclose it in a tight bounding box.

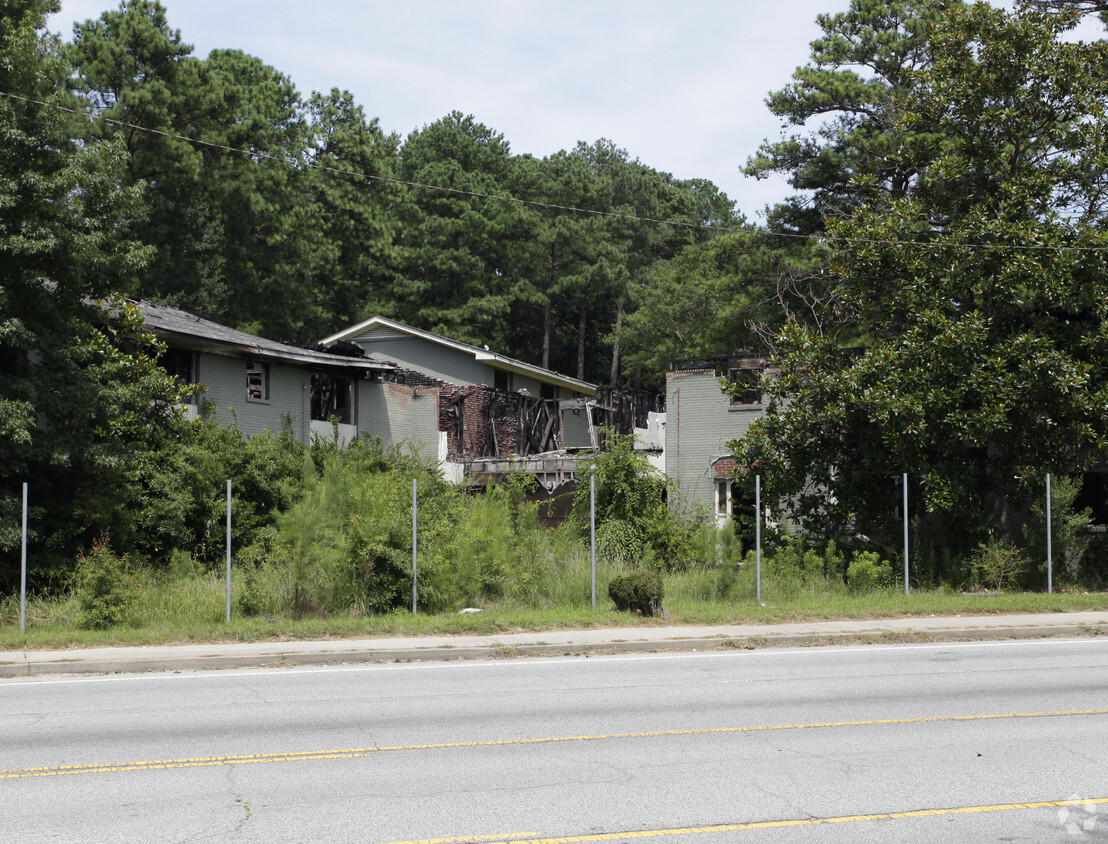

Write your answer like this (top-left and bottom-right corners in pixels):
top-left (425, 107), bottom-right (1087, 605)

top-left (20, 482), bottom-right (27, 636)
top-left (590, 473), bottom-right (596, 609)
top-left (1046, 473), bottom-right (1053, 595)
top-left (412, 478), bottom-right (418, 614)
top-left (225, 480), bottom-right (232, 623)
top-left (755, 475), bottom-right (762, 604)
top-left (903, 473), bottom-right (909, 597)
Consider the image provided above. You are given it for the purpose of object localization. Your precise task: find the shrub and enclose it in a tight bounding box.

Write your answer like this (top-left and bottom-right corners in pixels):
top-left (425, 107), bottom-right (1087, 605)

top-left (74, 540), bottom-right (139, 629)
top-left (642, 507), bottom-right (701, 572)
top-left (769, 536), bottom-right (824, 581)
top-left (821, 540), bottom-right (847, 581)
top-left (967, 540), bottom-right (1029, 591)
top-left (1023, 475), bottom-right (1091, 582)
top-left (847, 551), bottom-right (892, 593)
top-left (129, 419), bottom-right (304, 568)
top-left (271, 446), bottom-right (432, 615)
top-left (573, 432), bottom-right (667, 527)
top-left (596, 519), bottom-right (644, 568)
top-left (608, 571), bottom-right (664, 616)
top-left (574, 431), bottom-right (706, 571)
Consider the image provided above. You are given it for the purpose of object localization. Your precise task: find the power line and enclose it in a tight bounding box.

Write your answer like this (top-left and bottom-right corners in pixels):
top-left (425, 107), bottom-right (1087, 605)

top-left (0, 89), bottom-right (749, 235)
top-left (4, 88), bottom-right (1108, 254)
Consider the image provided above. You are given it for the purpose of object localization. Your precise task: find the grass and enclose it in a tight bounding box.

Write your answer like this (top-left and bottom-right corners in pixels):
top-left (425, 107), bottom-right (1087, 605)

top-left (2, 567), bottom-right (1106, 651)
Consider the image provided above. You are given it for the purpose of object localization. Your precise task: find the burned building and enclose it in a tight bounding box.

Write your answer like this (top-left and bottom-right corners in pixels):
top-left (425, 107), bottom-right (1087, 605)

top-left (318, 316), bottom-right (604, 490)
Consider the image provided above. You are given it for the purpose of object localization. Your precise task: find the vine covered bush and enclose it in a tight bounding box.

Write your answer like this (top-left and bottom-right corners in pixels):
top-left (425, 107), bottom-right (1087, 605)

top-left (608, 571), bottom-right (664, 616)
top-left (574, 431), bottom-right (706, 572)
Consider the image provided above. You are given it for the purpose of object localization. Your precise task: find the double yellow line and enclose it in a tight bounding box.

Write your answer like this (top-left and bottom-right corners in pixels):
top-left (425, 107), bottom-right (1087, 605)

top-left (3, 707), bottom-right (1106, 781)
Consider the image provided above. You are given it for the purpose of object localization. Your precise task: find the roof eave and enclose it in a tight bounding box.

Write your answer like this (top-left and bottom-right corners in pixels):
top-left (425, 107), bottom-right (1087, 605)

top-left (474, 352), bottom-right (596, 395)
top-left (323, 316), bottom-right (596, 394)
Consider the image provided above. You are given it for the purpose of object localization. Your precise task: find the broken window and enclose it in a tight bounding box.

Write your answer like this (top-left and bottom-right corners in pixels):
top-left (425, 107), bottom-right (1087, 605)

top-left (246, 360), bottom-right (269, 401)
top-left (310, 373), bottom-right (354, 424)
top-left (728, 367), bottom-right (763, 406)
top-left (162, 349), bottom-right (198, 404)
top-left (494, 370), bottom-right (511, 392)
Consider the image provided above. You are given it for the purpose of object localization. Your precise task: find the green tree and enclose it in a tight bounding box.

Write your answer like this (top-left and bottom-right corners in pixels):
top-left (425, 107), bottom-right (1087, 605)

top-left (298, 89), bottom-right (403, 337)
top-left (511, 147), bottom-right (623, 378)
top-left (189, 48), bottom-right (313, 339)
top-left (621, 230), bottom-right (831, 384)
top-left (68, 1), bottom-right (329, 341)
top-left (746, 0), bottom-right (962, 234)
top-left (394, 112), bottom-right (522, 350)
top-left (65, 0), bottom-right (225, 310)
top-left (578, 140), bottom-right (737, 386)
top-left (0, 0), bottom-right (184, 585)
top-left (1030, 1), bottom-right (1108, 13)
top-left (735, 3), bottom-right (1108, 566)
top-left (510, 140), bottom-right (735, 383)
top-left (573, 431), bottom-right (700, 569)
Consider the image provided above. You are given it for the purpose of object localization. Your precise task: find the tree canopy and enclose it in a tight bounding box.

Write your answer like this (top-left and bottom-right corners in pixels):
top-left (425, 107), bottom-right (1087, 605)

top-left (0, 0), bottom-right (182, 582)
top-left (733, 2), bottom-right (1108, 563)
top-left (745, 0), bottom-right (964, 234)
top-left (8, 0), bottom-right (1108, 586)
top-left (56, 1), bottom-right (740, 383)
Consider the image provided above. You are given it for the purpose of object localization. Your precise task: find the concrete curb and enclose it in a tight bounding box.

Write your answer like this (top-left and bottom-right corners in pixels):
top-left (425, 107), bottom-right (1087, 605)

top-left (3, 620), bottom-right (1103, 677)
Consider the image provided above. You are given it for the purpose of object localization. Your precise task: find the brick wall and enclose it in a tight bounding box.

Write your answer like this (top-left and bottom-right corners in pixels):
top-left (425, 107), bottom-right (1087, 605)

top-left (385, 367), bottom-right (536, 456)
top-left (714, 458), bottom-right (738, 478)
top-left (439, 384), bottom-right (526, 459)
top-left (387, 367), bottom-right (565, 460)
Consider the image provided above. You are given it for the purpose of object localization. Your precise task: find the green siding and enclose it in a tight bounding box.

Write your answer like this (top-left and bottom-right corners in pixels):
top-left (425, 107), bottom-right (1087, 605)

top-left (351, 331), bottom-right (487, 386)
top-left (195, 352), bottom-right (311, 441)
top-left (358, 381), bottom-right (439, 455)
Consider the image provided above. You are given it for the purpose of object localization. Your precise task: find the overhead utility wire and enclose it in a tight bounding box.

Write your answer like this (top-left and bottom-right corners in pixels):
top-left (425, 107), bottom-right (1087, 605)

top-left (1, 89), bottom-right (738, 234)
top-left (4, 88), bottom-right (1108, 254)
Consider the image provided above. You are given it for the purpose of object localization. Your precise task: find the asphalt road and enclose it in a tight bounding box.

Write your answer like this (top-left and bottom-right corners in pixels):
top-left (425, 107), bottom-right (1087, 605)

top-left (3, 638), bottom-right (1108, 843)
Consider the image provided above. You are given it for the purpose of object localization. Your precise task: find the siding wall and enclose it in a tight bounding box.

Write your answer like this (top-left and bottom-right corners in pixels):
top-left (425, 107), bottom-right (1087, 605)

top-left (359, 381), bottom-right (440, 456)
top-left (351, 331), bottom-right (488, 386)
top-left (349, 329), bottom-right (582, 398)
top-left (511, 372), bottom-right (562, 397)
top-left (665, 369), bottom-right (766, 513)
top-left (196, 352), bottom-right (311, 441)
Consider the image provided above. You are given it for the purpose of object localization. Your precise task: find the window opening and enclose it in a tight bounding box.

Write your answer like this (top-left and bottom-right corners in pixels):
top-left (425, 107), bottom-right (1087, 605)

top-left (246, 360), bottom-right (269, 401)
top-left (163, 349), bottom-right (197, 404)
top-left (310, 373), bottom-right (354, 424)
top-left (728, 368), bottom-right (762, 406)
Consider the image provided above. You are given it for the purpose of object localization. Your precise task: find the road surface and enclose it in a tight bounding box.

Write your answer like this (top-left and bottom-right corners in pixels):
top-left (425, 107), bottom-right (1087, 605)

top-left (3, 638), bottom-right (1107, 842)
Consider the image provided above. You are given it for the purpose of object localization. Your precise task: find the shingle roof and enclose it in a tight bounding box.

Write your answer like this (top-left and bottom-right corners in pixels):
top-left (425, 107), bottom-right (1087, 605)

top-left (136, 300), bottom-right (395, 372)
top-left (320, 315), bottom-right (596, 395)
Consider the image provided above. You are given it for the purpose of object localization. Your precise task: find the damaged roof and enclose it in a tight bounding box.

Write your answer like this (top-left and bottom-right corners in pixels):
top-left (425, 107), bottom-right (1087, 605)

top-left (320, 315), bottom-right (596, 396)
top-left (136, 300), bottom-right (396, 373)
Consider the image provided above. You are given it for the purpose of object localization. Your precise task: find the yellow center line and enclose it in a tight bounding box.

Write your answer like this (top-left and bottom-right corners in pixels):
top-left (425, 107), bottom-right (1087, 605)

top-left (3, 707), bottom-right (1106, 780)
top-left (380, 797), bottom-right (1108, 844)
top-left (380, 836), bottom-right (539, 844)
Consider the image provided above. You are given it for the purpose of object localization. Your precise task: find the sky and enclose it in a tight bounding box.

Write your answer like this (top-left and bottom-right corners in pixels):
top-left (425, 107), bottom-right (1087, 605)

top-left (45, 1), bottom-right (1107, 221)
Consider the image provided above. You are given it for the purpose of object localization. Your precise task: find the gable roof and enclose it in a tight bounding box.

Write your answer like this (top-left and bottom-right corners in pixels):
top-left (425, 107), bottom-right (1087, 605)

top-left (137, 300), bottom-right (395, 373)
top-left (320, 315), bottom-right (597, 396)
